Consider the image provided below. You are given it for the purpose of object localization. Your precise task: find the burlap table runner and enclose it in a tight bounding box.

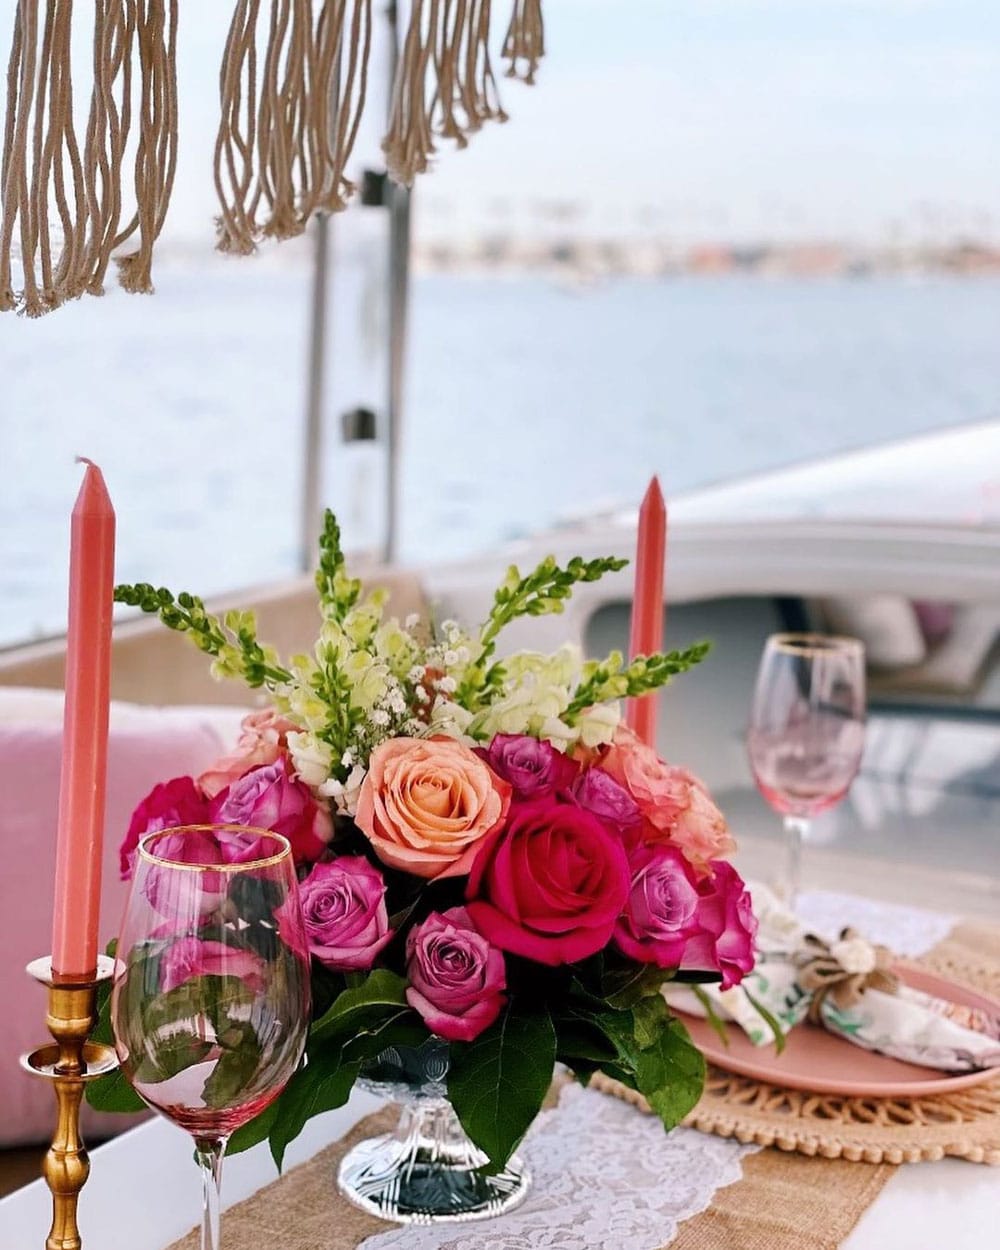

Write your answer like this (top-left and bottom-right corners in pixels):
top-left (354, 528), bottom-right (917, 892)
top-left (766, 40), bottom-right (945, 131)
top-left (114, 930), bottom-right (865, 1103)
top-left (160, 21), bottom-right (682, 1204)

top-left (165, 920), bottom-right (1000, 1250)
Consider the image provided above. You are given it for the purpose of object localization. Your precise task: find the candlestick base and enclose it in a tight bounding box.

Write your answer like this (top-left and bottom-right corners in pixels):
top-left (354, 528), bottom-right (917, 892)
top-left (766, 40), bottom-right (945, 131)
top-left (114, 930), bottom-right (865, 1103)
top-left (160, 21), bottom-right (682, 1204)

top-left (21, 956), bottom-right (119, 1250)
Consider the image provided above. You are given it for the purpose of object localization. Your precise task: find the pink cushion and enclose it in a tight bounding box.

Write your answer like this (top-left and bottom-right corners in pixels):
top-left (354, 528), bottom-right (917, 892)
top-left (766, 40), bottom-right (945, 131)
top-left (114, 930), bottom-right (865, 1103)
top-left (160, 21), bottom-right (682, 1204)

top-left (0, 691), bottom-right (244, 1146)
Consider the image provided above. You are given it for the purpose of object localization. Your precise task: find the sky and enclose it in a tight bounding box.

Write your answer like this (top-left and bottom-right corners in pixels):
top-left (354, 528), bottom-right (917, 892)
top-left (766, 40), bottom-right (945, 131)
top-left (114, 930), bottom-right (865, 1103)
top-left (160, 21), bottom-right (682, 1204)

top-left (6, 0), bottom-right (1000, 246)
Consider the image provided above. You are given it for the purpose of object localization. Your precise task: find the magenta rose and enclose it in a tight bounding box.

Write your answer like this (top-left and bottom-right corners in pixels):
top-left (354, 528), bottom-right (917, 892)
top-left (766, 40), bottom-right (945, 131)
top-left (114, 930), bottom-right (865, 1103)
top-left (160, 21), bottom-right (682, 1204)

top-left (683, 861), bottom-right (757, 990)
top-left (480, 734), bottom-right (580, 799)
top-left (613, 842), bottom-right (704, 967)
top-left (405, 908), bottom-right (506, 1042)
top-left (466, 796), bottom-right (630, 966)
top-left (159, 937), bottom-right (267, 995)
top-left (120, 776), bottom-right (213, 878)
top-left (298, 857), bottom-right (393, 971)
top-left (571, 767), bottom-right (642, 837)
top-left (211, 758), bottom-right (332, 865)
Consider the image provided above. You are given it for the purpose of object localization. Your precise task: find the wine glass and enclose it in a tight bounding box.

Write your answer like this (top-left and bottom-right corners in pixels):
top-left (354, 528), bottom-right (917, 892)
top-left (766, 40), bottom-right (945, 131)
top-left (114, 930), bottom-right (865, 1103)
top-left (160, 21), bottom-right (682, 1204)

top-left (746, 633), bottom-right (866, 906)
top-left (111, 825), bottom-right (311, 1250)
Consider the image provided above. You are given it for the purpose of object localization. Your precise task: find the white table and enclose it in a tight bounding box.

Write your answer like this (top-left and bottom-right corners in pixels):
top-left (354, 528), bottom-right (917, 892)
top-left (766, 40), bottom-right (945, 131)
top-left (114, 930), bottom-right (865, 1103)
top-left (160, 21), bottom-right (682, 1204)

top-left (1, 1086), bottom-right (996, 1249)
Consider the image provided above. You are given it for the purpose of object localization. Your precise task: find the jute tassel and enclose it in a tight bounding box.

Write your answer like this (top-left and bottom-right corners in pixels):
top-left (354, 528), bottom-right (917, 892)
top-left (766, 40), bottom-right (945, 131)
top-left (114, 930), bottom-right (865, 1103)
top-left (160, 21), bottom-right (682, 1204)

top-left (0, 0), bottom-right (176, 315)
top-left (214, 0), bottom-right (372, 254)
top-left (384, 0), bottom-right (506, 188)
top-left (115, 0), bottom-right (179, 294)
top-left (502, 0), bottom-right (543, 83)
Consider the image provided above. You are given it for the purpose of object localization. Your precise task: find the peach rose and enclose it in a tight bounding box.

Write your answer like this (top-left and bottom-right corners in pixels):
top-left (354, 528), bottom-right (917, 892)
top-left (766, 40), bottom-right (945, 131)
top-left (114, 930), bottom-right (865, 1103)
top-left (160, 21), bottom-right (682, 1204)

top-left (599, 725), bottom-right (734, 872)
top-left (198, 708), bottom-right (298, 798)
top-left (354, 737), bottom-right (511, 879)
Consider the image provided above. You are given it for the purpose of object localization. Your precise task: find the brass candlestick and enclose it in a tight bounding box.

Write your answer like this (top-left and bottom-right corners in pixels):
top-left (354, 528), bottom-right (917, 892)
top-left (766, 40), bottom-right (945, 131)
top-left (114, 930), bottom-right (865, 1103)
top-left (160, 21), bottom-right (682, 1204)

top-left (21, 955), bottom-right (119, 1250)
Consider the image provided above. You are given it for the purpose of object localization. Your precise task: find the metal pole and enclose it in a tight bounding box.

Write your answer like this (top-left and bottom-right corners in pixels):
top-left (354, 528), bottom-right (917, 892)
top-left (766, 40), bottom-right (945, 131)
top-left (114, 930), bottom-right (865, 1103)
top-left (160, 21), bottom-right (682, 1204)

top-left (299, 212), bottom-right (331, 572)
top-left (384, 2), bottom-right (412, 565)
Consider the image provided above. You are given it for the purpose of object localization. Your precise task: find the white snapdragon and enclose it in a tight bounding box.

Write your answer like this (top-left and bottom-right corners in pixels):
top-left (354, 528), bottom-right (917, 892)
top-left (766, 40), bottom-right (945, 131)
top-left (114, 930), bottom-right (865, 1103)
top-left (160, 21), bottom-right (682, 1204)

top-left (539, 715), bottom-right (576, 751)
top-left (287, 731), bottom-right (334, 787)
top-left (576, 701), bottom-right (621, 748)
top-left (428, 696), bottom-right (476, 741)
top-left (319, 763), bottom-right (367, 816)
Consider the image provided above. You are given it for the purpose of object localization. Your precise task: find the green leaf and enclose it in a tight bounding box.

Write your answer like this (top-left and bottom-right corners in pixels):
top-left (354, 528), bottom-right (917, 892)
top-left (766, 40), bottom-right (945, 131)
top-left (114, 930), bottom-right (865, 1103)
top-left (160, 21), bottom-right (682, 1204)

top-left (132, 1031), bottom-right (215, 1085)
top-left (595, 997), bottom-right (706, 1130)
top-left (202, 1025), bottom-right (264, 1110)
top-left (85, 1067), bottom-right (146, 1114)
top-left (691, 986), bottom-right (731, 1048)
top-left (227, 1100), bottom-right (281, 1157)
top-left (743, 988), bottom-right (787, 1055)
top-left (309, 969), bottom-right (408, 1046)
top-left (602, 962), bottom-right (676, 1010)
top-left (633, 1014), bottom-right (706, 1128)
top-left (268, 1053), bottom-right (361, 1171)
top-left (448, 1003), bottom-right (556, 1168)
top-left (142, 974), bottom-right (256, 1039)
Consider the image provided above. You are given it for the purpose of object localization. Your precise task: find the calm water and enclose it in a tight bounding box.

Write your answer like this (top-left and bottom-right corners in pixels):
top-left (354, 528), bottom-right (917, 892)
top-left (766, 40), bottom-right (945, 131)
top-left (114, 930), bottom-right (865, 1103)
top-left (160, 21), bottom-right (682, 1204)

top-left (2, 263), bottom-right (999, 645)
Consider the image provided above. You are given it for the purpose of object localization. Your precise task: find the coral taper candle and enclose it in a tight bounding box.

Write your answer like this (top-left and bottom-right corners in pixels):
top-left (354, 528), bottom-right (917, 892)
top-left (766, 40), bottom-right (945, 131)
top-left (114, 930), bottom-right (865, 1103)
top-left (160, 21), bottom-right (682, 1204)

top-left (625, 477), bottom-right (667, 748)
top-left (51, 460), bottom-right (116, 978)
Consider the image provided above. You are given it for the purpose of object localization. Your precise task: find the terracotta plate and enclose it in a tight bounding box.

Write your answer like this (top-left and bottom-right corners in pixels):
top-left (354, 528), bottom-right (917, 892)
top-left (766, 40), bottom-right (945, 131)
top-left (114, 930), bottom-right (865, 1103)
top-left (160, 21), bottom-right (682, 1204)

top-left (680, 965), bottom-right (1000, 1098)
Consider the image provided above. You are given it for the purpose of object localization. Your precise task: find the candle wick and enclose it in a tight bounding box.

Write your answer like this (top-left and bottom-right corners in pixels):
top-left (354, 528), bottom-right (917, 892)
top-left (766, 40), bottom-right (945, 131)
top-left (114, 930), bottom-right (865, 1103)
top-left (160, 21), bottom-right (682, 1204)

top-left (75, 456), bottom-right (97, 469)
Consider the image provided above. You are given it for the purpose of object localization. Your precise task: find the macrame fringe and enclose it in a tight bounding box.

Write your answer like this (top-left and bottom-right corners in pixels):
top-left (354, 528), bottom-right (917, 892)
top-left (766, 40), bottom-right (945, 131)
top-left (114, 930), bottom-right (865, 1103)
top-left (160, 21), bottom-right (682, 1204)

top-left (2, 0), bottom-right (545, 312)
top-left (502, 0), bottom-right (543, 83)
top-left (383, 0), bottom-right (509, 188)
top-left (0, 0), bottom-right (177, 315)
top-left (115, 0), bottom-right (178, 294)
top-left (214, 0), bottom-right (373, 254)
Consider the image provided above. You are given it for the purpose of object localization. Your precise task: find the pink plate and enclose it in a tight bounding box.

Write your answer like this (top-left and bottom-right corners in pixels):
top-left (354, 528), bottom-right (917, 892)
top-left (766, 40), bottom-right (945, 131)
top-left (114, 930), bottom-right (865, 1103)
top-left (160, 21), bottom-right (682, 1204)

top-left (680, 965), bottom-right (1000, 1098)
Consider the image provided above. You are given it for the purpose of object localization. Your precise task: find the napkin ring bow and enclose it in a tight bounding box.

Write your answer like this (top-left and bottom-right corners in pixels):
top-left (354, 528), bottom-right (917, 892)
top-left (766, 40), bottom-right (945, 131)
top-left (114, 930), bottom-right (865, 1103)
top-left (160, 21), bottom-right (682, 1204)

top-left (796, 928), bottom-right (899, 1024)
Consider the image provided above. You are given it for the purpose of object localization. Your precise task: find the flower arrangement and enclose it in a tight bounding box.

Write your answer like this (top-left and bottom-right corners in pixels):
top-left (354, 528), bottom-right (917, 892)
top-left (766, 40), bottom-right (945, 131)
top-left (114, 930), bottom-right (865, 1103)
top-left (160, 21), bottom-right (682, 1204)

top-left (91, 513), bottom-right (756, 1171)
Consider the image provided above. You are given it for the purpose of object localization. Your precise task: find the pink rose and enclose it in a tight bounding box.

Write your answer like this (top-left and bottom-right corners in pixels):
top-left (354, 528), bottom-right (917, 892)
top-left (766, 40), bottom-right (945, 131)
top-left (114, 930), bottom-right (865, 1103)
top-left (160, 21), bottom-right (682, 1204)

top-left (120, 776), bottom-right (213, 878)
top-left (599, 726), bottom-right (734, 871)
top-left (355, 737), bottom-right (511, 880)
top-left (479, 734), bottom-right (580, 799)
top-left (466, 796), bottom-right (631, 966)
top-left (614, 845), bottom-right (756, 989)
top-left (298, 857), bottom-right (393, 971)
top-left (570, 766), bottom-right (642, 836)
top-left (198, 708), bottom-right (297, 799)
top-left (405, 908), bottom-right (506, 1042)
top-left (159, 937), bottom-right (267, 995)
top-left (682, 861), bottom-right (757, 991)
top-left (211, 758), bottom-right (332, 865)
top-left (613, 843), bottom-right (703, 967)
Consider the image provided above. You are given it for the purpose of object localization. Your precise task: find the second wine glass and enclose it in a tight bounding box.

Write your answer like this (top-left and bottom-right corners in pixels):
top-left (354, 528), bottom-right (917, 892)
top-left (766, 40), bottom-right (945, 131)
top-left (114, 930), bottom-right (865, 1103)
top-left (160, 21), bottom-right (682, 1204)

top-left (746, 633), bottom-right (866, 906)
top-left (111, 824), bottom-right (311, 1250)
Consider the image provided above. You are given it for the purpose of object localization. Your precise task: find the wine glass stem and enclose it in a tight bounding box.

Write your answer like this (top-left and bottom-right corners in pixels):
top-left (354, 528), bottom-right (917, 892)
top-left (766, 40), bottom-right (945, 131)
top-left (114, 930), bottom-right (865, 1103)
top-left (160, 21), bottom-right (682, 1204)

top-left (782, 814), bottom-right (809, 912)
top-left (195, 1137), bottom-right (226, 1250)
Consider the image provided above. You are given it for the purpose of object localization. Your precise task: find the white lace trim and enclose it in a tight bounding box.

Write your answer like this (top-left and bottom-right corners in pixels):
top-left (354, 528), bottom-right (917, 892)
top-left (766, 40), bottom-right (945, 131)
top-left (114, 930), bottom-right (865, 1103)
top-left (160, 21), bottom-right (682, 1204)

top-left (362, 1083), bottom-right (756, 1250)
top-left (796, 890), bottom-right (955, 957)
top-left (361, 893), bottom-right (956, 1250)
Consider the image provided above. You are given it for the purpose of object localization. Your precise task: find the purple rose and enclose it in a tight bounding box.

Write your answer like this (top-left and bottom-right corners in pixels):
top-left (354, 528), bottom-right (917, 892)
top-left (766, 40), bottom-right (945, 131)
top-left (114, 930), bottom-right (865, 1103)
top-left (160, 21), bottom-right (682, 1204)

top-left (613, 843), bottom-right (702, 968)
top-left (480, 733), bottom-right (580, 799)
top-left (212, 758), bottom-right (332, 866)
top-left (159, 937), bottom-right (267, 995)
top-left (614, 845), bottom-right (757, 990)
top-left (405, 908), bottom-right (506, 1042)
top-left (571, 767), bottom-right (642, 836)
top-left (298, 857), bottom-right (393, 971)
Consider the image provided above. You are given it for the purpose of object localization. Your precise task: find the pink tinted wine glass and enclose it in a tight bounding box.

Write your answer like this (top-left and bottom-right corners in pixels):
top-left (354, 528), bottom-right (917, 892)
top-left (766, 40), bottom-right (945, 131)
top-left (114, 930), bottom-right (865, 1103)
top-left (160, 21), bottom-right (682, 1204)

top-left (111, 825), bottom-right (311, 1250)
top-left (746, 634), bottom-right (866, 905)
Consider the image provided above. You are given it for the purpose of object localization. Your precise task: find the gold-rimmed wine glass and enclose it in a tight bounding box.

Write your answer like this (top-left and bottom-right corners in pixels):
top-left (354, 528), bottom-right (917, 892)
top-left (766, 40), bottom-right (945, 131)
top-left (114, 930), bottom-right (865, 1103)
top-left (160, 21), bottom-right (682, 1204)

top-left (111, 825), bottom-right (310, 1250)
top-left (746, 633), bottom-right (866, 905)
